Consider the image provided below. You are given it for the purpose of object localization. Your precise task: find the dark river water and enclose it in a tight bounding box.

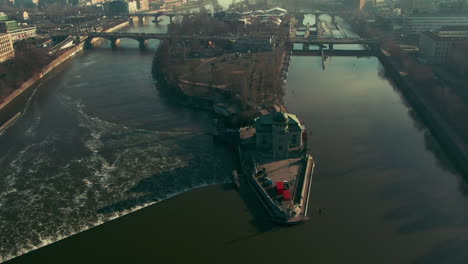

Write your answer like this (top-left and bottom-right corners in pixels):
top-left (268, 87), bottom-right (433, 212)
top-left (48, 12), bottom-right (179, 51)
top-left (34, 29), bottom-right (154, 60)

top-left (2, 16), bottom-right (468, 263)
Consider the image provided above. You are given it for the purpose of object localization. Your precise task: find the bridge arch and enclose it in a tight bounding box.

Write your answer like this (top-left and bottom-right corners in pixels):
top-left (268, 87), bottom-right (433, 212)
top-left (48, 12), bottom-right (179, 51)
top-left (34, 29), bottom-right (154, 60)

top-left (314, 13), bottom-right (325, 20)
top-left (84, 36), bottom-right (113, 49)
top-left (87, 35), bottom-right (157, 50)
top-left (130, 14), bottom-right (158, 23)
top-left (166, 14), bottom-right (186, 24)
top-left (155, 14), bottom-right (173, 23)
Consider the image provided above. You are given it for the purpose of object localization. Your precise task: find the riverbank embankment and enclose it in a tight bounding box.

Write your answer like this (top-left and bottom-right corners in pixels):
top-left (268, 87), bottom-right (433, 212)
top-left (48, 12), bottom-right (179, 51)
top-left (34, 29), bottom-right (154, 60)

top-left (378, 50), bottom-right (468, 176)
top-left (0, 20), bottom-right (130, 132)
top-left (342, 14), bottom-right (468, 175)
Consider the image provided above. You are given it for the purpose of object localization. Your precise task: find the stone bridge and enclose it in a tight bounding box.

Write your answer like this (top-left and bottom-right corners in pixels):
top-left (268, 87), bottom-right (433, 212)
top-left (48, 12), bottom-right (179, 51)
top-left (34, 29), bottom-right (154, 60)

top-left (50, 31), bottom-right (381, 51)
top-left (128, 12), bottom-right (189, 23)
top-left (129, 10), bottom-right (349, 25)
top-left (80, 32), bottom-right (236, 49)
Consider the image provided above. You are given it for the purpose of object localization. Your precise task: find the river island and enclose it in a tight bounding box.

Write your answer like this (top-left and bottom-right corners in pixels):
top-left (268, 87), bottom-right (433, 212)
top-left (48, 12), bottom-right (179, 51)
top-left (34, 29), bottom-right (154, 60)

top-left (152, 9), bottom-right (293, 126)
top-left (152, 8), bottom-right (315, 224)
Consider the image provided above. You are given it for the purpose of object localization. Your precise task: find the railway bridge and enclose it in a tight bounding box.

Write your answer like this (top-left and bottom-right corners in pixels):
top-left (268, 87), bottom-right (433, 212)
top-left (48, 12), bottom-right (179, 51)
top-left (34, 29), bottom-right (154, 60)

top-left (289, 37), bottom-right (381, 50)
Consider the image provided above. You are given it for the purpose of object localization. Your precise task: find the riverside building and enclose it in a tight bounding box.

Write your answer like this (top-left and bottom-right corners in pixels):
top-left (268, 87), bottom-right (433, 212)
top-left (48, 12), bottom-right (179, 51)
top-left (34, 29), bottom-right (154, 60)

top-left (448, 43), bottom-right (468, 78)
top-left (6, 27), bottom-right (37, 42)
top-left (0, 33), bottom-right (14, 63)
top-left (255, 112), bottom-right (304, 159)
top-left (419, 27), bottom-right (468, 64)
top-left (163, 0), bottom-right (187, 9)
top-left (402, 16), bottom-right (468, 37)
top-left (128, 0), bottom-right (138, 13)
top-left (0, 19), bottom-right (37, 42)
top-left (401, 0), bottom-right (435, 15)
top-left (138, 0), bottom-right (149, 11)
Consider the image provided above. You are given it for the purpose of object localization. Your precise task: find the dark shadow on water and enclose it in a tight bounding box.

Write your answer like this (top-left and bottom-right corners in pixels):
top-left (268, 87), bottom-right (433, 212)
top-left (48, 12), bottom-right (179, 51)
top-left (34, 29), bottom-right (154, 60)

top-left (241, 178), bottom-right (276, 223)
top-left (379, 60), bottom-right (467, 184)
top-left (412, 238), bottom-right (468, 264)
top-left (97, 136), bottom-right (276, 234)
top-left (423, 131), bottom-right (459, 175)
top-left (223, 174), bottom-right (279, 244)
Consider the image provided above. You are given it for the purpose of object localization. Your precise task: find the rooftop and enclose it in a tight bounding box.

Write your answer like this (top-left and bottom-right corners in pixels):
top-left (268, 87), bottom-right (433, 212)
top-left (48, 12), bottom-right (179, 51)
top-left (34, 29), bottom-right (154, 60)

top-left (265, 7), bottom-right (287, 14)
top-left (440, 26), bottom-right (468, 31)
top-left (255, 112), bottom-right (301, 126)
top-left (422, 29), bottom-right (468, 40)
top-left (405, 16), bottom-right (468, 20)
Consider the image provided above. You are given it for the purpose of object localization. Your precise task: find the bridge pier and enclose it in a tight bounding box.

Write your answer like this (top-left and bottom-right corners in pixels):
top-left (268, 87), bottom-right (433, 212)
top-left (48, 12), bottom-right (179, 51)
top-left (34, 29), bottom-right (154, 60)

top-left (84, 38), bottom-right (92, 49)
top-left (138, 16), bottom-right (144, 24)
top-left (129, 17), bottom-right (134, 25)
top-left (329, 44), bottom-right (334, 50)
top-left (303, 44), bottom-right (309, 51)
top-left (73, 35), bottom-right (80, 45)
top-left (110, 38), bottom-right (120, 49)
top-left (138, 39), bottom-right (148, 50)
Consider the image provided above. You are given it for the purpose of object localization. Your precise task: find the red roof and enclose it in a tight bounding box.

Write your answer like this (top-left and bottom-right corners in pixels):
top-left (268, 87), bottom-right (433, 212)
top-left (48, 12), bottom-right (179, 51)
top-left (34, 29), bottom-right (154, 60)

top-left (283, 190), bottom-right (292, 201)
top-left (277, 181), bottom-right (284, 189)
top-left (276, 182), bottom-right (284, 194)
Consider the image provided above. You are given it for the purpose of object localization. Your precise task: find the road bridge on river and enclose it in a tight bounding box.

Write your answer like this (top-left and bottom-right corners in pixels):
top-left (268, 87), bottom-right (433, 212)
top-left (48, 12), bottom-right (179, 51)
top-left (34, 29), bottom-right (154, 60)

top-left (291, 49), bottom-right (375, 57)
top-left (50, 31), bottom-right (381, 50)
top-left (129, 12), bottom-right (189, 23)
top-left (289, 37), bottom-right (380, 46)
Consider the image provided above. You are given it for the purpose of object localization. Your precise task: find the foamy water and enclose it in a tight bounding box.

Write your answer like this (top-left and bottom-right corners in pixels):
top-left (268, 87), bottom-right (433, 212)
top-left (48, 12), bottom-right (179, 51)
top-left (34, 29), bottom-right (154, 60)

top-left (0, 91), bottom-right (233, 262)
top-left (0, 24), bottom-right (235, 260)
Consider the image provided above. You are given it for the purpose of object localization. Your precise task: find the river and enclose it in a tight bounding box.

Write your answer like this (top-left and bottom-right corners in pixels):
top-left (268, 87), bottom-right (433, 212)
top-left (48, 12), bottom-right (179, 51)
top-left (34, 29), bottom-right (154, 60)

top-left (0, 18), bottom-right (237, 261)
top-left (2, 16), bottom-right (468, 263)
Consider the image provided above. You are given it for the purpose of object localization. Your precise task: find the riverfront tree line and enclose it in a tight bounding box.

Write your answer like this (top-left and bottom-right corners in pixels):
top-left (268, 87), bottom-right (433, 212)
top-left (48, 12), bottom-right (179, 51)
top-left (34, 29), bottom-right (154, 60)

top-left (0, 45), bottom-right (52, 103)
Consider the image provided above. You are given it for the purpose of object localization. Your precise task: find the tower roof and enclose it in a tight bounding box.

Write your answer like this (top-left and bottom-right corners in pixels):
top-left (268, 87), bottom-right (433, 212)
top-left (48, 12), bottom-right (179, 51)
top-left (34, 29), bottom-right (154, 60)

top-left (272, 111), bottom-right (289, 123)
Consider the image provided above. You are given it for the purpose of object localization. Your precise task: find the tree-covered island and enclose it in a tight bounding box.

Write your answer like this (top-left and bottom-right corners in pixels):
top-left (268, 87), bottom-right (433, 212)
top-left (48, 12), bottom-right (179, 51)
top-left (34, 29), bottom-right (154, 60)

top-left (152, 9), bottom-right (294, 126)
